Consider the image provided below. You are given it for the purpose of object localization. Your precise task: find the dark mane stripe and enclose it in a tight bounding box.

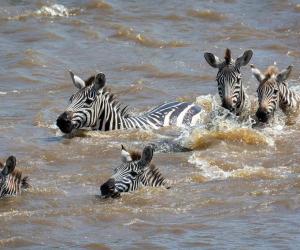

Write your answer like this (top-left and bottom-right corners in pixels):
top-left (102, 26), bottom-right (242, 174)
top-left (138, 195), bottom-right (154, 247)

top-left (102, 87), bottom-right (131, 118)
top-left (224, 48), bottom-right (231, 64)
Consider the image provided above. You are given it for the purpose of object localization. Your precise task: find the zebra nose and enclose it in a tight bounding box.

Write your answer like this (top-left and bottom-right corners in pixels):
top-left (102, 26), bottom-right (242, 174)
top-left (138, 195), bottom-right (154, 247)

top-left (56, 111), bottom-right (74, 133)
top-left (100, 178), bottom-right (116, 197)
top-left (256, 109), bottom-right (269, 123)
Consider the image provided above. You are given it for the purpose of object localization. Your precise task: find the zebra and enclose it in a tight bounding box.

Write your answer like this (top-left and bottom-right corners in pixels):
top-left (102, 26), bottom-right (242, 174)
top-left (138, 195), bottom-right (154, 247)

top-left (204, 48), bottom-right (253, 115)
top-left (100, 145), bottom-right (170, 198)
top-left (0, 156), bottom-right (30, 197)
top-left (56, 71), bottom-right (202, 134)
top-left (251, 64), bottom-right (300, 123)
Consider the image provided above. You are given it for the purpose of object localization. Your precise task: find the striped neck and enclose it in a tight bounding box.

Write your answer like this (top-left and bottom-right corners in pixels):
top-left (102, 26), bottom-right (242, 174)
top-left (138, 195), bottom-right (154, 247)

top-left (235, 83), bottom-right (246, 116)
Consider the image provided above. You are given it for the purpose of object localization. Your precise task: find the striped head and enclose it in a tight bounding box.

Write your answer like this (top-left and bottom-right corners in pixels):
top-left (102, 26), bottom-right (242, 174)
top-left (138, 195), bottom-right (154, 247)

top-left (0, 156), bottom-right (30, 197)
top-left (56, 71), bottom-right (106, 134)
top-left (100, 145), bottom-right (170, 198)
top-left (251, 64), bottom-right (293, 123)
top-left (204, 49), bottom-right (253, 114)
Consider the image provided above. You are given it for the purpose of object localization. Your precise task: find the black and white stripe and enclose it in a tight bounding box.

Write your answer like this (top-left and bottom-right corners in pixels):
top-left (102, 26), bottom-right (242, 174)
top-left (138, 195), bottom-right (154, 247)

top-left (251, 64), bottom-right (300, 123)
top-left (204, 48), bottom-right (253, 115)
top-left (56, 72), bottom-right (202, 134)
top-left (0, 156), bottom-right (29, 197)
top-left (100, 145), bottom-right (169, 198)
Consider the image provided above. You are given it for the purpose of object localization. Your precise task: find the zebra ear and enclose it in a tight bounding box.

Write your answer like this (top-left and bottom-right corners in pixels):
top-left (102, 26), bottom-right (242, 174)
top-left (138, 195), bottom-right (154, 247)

top-left (69, 70), bottom-right (85, 89)
top-left (139, 146), bottom-right (153, 167)
top-left (2, 156), bottom-right (16, 175)
top-left (250, 64), bottom-right (264, 83)
top-left (276, 65), bottom-right (293, 83)
top-left (94, 73), bottom-right (106, 91)
top-left (121, 145), bottom-right (133, 163)
top-left (204, 52), bottom-right (222, 68)
top-left (236, 50), bottom-right (253, 67)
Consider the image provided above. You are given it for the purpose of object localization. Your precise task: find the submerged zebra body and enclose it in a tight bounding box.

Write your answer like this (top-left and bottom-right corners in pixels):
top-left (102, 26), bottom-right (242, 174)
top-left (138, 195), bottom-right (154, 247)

top-left (0, 156), bottom-right (30, 197)
top-left (57, 72), bottom-right (202, 134)
top-left (204, 48), bottom-right (253, 115)
top-left (100, 145), bottom-right (170, 198)
top-left (251, 64), bottom-right (300, 123)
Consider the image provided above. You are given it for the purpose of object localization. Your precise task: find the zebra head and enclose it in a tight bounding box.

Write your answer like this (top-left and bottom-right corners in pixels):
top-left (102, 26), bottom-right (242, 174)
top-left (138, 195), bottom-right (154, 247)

top-left (56, 71), bottom-right (106, 134)
top-left (0, 156), bottom-right (16, 189)
top-left (251, 64), bottom-right (293, 123)
top-left (101, 145), bottom-right (170, 198)
top-left (0, 156), bottom-right (29, 197)
top-left (204, 48), bottom-right (253, 114)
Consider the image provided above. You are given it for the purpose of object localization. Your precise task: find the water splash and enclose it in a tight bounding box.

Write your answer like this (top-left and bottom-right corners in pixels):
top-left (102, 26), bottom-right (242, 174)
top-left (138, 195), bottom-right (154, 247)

top-left (35, 4), bottom-right (70, 17)
top-left (189, 155), bottom-right (292, 181)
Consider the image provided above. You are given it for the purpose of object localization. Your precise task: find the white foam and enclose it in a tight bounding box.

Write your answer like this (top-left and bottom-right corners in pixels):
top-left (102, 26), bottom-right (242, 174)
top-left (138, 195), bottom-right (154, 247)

top-left (189, 153), bottom-right (292, 181)
top-left (35, 4), bottom-right (69, 17)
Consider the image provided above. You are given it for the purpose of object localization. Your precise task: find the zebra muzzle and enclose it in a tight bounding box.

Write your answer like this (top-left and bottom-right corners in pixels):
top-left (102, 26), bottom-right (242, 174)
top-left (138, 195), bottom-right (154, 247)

top-left (100, 178), bottom-right (119, 198)
top-left (256, 108), bottom-right (271, 123)
top-left (222, 97), bottom-right (234, 112)
top-left (56, 111), bottom-right (74, 134)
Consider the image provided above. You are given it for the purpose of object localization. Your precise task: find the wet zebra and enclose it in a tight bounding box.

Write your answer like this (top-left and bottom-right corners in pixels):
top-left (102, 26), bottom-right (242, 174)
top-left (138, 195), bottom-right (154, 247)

top-left (204, 48), bottom-right (253, 115)
top-left (56, 71), bottom-right (202, 134)
top-left (0, 156), bottom-right (30, 197)
top-left (251, 64), bottom-right (300, 123)
top-left (100, 145), bottom-right (170, 198)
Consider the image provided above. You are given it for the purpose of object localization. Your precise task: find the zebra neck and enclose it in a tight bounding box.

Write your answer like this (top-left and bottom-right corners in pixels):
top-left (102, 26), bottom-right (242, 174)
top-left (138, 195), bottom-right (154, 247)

top-left (140, 164), bottom-right (169, 188)
top-left (235, 85), bottom-right (246, 115)
top-left (94, 91), bottom-right (132, 131)
top-left (94, 91), bottom-right (157, 131)
top-left (0, 172), bottom-right (22, 197)
top-left (279, 83), bottom-right (300, 113)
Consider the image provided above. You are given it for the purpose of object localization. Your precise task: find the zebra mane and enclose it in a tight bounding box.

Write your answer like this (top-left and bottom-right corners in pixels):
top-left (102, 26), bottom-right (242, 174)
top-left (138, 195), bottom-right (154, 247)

top-left (127, 149), bottom-right (170, 188)
top-left (127, 150), bottom-right (142, 162)
top-left (143, 164), bottom-right (170, 188)
top-left (263, 66), bottom-right (278, 82)
top-left (127, 150), bottom-right (156, 169)
top-left (85, 76), bottom-right (96, 86)
top-left (101, 87), bottom-right (131, 117)
top-left (224, 48), bottom-right (231, 64)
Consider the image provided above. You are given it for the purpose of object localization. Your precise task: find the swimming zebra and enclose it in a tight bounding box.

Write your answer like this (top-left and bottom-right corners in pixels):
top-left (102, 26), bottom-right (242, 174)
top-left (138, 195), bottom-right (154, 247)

top-left (100, 145), bottom-right (170, 198)
top-left (204, 48), bottom-right (253, 115)
top-left (0, 156), bottom-right (30, 197)
top-left (56, 71), bottom-right (202, 134)
top-left (251, 64), bottom-right (300, 123)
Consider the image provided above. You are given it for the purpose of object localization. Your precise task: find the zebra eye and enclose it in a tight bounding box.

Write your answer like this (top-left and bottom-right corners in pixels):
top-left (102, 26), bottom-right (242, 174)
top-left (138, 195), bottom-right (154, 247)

top-left (85, 98), bottom-right (94, 105)
top-left (130, 171), bottom-right (138, 177)
top-left (274, 89), bottom-right (278, 94)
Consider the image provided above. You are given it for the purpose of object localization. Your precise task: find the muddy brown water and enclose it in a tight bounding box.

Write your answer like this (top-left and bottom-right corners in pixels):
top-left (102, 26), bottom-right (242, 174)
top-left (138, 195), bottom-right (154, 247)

top-left (0, 0), bottom-right (300, 249)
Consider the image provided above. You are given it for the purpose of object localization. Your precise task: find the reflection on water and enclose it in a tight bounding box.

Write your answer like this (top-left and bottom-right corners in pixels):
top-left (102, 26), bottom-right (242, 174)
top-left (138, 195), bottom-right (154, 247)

top-left (0, 0), bottom-right (300, 249)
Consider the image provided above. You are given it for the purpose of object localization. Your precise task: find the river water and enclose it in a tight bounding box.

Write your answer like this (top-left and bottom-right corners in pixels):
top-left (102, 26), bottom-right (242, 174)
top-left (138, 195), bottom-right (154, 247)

top-left (0, 0), bottom-right (300, 249)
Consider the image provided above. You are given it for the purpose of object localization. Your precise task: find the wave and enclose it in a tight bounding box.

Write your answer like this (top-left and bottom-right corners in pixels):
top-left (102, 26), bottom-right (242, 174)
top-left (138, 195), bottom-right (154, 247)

top-left (111, 24), bottom-right (188, 48)
top-left (189, 155), bottom-right (292, 181)
top-left (187, 9), bottom-right (227, 22)
top-left (3, 4), bottom-right (77, 21)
